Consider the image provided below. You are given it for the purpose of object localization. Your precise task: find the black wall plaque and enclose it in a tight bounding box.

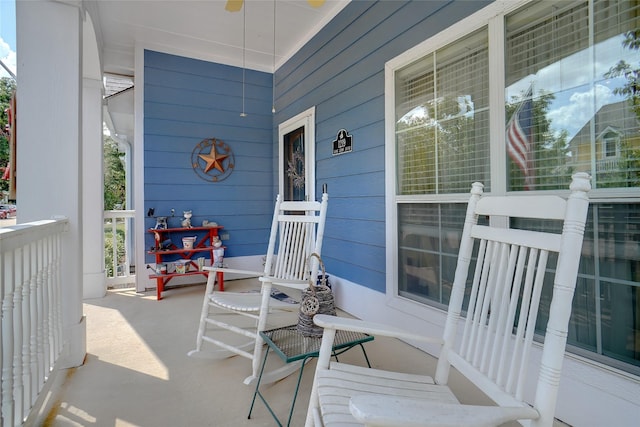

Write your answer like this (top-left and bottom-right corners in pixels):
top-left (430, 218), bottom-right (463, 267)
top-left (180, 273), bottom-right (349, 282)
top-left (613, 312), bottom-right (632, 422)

top-left (332, 129), bottom-right (353, 155)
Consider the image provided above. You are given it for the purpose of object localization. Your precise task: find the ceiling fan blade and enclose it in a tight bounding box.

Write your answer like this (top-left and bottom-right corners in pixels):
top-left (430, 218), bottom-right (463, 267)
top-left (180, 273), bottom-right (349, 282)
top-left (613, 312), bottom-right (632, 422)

top-left (307, 0), bottom-right (326, 7)
top-left (225, 0), bottom-right (244, 12)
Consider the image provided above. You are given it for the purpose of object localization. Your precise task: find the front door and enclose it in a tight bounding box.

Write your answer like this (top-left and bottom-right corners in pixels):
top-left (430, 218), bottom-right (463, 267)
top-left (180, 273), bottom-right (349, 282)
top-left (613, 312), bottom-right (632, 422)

top-left (279, 107), bottom-right (316, 202)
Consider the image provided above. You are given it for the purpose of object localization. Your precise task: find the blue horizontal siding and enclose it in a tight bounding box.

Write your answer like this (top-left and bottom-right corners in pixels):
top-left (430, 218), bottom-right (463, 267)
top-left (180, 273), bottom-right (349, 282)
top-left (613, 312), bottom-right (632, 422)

top-left (272, 0), bottom-right (489, 292)
top-left (143, 1), bottom-right (490, 288)
top-left (144, 50), bottom-right (274, 260)
top-left (321, 240), bottom-right (387, 294)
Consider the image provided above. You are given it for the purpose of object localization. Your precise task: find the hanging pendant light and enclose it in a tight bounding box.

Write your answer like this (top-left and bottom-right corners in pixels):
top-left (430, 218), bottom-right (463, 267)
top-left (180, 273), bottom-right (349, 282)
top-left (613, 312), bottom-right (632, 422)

top-left (240, 4), bottom-right (247, 117)
top-left (272, 0), bottom-right (276, 114)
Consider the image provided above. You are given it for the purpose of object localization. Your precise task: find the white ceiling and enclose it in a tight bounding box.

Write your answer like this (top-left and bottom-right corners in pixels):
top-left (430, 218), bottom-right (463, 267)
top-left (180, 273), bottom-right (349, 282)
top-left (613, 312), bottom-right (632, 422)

top-left (93, 0), bottom-right (350, 77)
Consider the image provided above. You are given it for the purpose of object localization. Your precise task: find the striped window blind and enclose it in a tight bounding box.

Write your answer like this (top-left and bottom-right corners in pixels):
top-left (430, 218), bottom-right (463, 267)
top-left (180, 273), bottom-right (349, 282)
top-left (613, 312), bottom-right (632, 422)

top-left (395, 29), bottom-right (490, 195)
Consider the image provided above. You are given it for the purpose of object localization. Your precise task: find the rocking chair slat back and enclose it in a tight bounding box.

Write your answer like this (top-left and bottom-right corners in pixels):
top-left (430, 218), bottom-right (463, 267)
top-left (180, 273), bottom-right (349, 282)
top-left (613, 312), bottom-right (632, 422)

top-left (263, 200), bottom-right (327, 283)
top-left (437, 174), bottom-right (591, 415)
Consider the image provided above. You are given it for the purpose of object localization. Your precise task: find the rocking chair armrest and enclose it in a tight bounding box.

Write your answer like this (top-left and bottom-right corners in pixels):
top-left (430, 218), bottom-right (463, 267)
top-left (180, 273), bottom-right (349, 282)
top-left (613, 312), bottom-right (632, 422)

top-left (349, 396), bottom-right (539, 427)
top-left (202, 266), bottom-right (263, 277)
top-left (313, 314), bottom-right (444, 346)
top-left (259, 277), bottom-right (310, 291)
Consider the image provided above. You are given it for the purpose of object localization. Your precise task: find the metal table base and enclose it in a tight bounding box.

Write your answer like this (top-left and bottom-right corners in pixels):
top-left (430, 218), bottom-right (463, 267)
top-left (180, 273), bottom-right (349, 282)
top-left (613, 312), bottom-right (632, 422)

top-left (248, 324), bottom-right (373, 427)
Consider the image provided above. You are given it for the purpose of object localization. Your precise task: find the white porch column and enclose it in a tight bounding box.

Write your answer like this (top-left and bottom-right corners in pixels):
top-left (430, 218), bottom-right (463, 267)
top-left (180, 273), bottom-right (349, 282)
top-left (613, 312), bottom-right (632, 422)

top-left (16, 0), bottom-right (86, 367)
top-left (82, 77), bottom-right (106, 299)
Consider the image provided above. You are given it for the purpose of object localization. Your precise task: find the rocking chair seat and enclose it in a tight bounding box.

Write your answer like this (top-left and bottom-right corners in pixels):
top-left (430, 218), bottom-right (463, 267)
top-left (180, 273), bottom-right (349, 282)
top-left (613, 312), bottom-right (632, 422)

top-left (349, 396), bottom-right (539, 427)
top-left (317, 363), bottom-right (458, 426)
top-left (209, 291), bottom-right (300, 312)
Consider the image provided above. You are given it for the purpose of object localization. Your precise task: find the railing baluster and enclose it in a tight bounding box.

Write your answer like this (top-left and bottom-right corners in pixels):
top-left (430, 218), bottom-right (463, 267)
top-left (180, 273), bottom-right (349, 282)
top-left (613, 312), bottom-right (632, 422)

top-left (54, 232), bottom-right (63, 359)
top-left (36, 240), bottom-right (45, 392)
top-left (21, 243), bottom-right (32, 419)
top-left (29, 241), bottom-right (38, 407)
top-left (42, 236), bottom-right (51, 380)
top-left (111, 218), bottom-right (118, 276)
top-left (122, 217), bottom-right (131, 277)
top-left (11, 248), bottom-right (23, 426)
top-left (2, 251), bottom-right (14, 426)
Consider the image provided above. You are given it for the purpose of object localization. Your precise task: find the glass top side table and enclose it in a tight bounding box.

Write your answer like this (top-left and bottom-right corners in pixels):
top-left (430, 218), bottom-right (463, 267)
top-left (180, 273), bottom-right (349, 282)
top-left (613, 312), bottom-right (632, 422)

top-left (248, 324), bottom-right (374, 427)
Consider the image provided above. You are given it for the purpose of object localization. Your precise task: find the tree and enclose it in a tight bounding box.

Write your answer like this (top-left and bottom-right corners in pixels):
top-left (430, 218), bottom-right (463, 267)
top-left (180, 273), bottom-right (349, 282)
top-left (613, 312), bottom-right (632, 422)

top-left (602, 30), bottom-right (640, 188)
top-left (103, 136), bottom-right (126, 210)
top-left (0, 77), bottom-right (16, 194)
top-left (604, 30), bottom-right (640, 118)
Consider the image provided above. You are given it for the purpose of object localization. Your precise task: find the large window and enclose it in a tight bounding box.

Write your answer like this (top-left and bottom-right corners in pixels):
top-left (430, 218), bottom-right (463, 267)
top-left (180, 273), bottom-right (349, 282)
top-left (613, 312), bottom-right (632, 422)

top-left (389, 0), bottom-right (640, 375)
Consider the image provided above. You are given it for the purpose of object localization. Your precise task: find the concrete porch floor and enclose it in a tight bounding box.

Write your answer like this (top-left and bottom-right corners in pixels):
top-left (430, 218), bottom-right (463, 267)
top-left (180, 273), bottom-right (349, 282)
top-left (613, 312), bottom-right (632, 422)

top-left (44, 280), bottom-right (569, 427)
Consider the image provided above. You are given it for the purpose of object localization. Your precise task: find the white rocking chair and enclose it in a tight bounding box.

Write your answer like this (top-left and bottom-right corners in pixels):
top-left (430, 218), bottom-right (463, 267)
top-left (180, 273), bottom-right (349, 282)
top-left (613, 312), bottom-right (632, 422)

top-left (188, 193), bottom-right (328, 385)
top-left (306, 173), bottom-right (591, 427)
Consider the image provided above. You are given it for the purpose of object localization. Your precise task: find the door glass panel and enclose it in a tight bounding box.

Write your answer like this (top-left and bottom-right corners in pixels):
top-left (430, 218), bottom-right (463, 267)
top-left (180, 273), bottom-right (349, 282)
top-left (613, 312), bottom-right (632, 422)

top-left (283, 126), bottom-right (305, 202)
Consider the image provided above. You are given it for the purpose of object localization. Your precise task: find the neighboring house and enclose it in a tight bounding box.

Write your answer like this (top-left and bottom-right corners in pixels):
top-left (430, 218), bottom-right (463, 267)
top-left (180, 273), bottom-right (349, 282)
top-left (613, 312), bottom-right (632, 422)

top-left (569, 100), bottom-right (640, 181)
top-left (15, 1), bottom-right (639, 426)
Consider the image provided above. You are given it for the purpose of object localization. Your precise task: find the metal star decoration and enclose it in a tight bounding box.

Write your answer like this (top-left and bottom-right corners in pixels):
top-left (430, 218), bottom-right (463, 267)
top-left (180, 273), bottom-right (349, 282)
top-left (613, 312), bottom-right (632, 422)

top-left (191, 138), bottom-right (235, 182)
top-left (199, 145), bottom-right (230, 173)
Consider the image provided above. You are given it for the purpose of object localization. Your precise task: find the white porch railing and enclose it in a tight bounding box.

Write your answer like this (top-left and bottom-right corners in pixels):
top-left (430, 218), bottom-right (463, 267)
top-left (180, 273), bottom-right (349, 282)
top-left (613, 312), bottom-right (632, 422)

top-left (0, 218), bottom-right (68, 426)
top-left (596, 157), bottom-right (620, 172)
top-left (103, 210), bottom-right (136, 288)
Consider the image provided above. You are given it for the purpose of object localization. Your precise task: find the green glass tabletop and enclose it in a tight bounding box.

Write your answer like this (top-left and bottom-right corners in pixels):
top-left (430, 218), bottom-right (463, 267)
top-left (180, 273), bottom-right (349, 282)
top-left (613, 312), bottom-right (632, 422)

top-left (260, 324), bottom-right (374, 363)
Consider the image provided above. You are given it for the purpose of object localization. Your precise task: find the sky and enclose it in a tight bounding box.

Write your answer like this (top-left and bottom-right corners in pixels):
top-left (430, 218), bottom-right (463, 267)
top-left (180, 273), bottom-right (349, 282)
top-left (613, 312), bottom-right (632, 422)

top-left (0, 0), bottom-right (16, 79)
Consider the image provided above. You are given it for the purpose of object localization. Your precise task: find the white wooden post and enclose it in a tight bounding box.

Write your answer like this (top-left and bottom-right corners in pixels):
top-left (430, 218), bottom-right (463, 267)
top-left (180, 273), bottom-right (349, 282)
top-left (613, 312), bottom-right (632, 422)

top-left (83, 77), bottom-right (107, 299)
top-left (16, 0), bottom-right (86, 369)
